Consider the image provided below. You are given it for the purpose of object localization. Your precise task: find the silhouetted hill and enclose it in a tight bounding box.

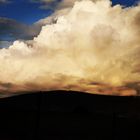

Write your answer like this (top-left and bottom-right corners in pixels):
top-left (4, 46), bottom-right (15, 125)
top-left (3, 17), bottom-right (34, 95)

top-left (0, 90), bottom-right (140, 140)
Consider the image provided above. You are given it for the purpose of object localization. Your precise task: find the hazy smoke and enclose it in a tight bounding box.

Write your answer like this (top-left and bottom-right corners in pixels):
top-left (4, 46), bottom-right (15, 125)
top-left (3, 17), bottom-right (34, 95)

top-left (0, 0), bottom-right (140, 96)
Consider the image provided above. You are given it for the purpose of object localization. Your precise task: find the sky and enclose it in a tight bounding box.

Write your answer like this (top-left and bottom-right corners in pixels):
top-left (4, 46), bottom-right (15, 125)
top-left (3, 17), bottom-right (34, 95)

top-left (0, 0), bottom-right (138, 24)
top-left (0, 0), bottom-right (139, 47)
top-left (0, 0), bottom-right (140, 96)
top-left (0, 0), bottom-right (54, 24)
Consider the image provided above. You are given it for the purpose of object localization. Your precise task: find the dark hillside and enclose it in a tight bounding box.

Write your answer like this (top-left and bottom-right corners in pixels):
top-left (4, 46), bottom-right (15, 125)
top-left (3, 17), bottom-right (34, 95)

top-left (0, 90), bottom-right (139, 140)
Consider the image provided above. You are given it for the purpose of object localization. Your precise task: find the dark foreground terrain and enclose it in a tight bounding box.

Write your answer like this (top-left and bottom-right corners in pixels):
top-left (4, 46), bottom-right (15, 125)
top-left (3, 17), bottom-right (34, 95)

top-left (0, 90), bottom-right (140, 140)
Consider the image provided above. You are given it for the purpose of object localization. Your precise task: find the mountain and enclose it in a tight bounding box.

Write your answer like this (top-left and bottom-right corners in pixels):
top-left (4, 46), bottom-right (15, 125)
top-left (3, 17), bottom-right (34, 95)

top-left (0, 90), bottom-right (139, 140)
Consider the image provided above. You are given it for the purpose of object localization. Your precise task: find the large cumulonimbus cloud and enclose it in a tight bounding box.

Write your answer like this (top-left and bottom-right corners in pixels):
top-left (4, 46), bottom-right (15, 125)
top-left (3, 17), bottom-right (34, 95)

top-left (0, 0), bottom-right (140, 96)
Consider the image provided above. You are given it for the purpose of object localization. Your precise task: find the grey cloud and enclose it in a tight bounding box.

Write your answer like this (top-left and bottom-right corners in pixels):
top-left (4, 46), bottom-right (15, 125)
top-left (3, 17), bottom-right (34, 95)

top-left (0, 17), bottom-right (41, 41)
top-left (0, 41), bottom-right (12, 48)
top-left (30, 0), bottom-right (59, 10)
top-left (0, 0), bottom-right (11, 4)
top-left (30, 0), bottom-right (77, 11)
top-left (30, 0), bottom-right (100, 10)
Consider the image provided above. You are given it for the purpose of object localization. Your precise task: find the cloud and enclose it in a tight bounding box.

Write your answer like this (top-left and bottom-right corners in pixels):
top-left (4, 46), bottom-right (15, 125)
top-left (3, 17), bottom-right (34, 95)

top-left (30, 0), bottom-right (59, 10)
top-left (34, 0), bottom-right (79, 26)
top-left (0, 0), bottom-right (140, 96)
top-left (0, 17), bottom-right (41, 41)
top-left (0, 41), bottom-right (12, 48)
top-left (0, 0), bottom-right (11, 4)
top-left (35, 0), bottom-right (100, 26)
top-left (31, 0), bottom-right (99, 10)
